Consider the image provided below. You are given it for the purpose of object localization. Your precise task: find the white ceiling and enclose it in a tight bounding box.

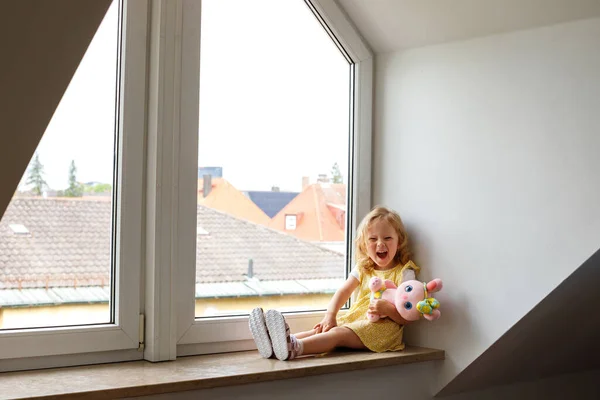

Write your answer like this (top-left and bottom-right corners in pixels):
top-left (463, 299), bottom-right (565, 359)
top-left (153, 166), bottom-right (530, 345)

top-left (336, 0), bottom-right (600, 53)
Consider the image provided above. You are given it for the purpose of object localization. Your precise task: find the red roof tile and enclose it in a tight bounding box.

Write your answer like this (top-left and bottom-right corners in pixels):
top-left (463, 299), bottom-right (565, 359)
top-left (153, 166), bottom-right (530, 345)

top-left (268, 184), bottom-right (347, 242)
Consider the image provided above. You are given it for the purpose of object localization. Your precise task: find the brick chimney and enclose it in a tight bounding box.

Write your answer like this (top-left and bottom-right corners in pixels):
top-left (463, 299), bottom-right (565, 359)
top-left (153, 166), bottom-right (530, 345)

top-left (302, 176), bottom-right (310, 190)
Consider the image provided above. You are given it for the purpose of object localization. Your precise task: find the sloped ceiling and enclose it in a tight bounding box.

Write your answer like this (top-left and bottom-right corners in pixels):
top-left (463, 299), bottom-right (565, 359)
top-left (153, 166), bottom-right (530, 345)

top-left (337, 0), bottom-right (600, 53)
top-left (0, 0), bottom-right (112, 219)
top-left (438, 247), bottom-right (600, 396)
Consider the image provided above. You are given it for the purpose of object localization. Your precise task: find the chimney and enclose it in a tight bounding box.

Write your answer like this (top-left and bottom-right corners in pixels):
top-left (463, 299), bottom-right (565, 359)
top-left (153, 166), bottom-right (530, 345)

top-left (203, 174), bottom-right (212, 197)
top-left (302, 176), bottom-right (310, 190)
top-left (271, 186), bottom-right (280, 192)
top-left (247, 259), bottom-right (254, 279)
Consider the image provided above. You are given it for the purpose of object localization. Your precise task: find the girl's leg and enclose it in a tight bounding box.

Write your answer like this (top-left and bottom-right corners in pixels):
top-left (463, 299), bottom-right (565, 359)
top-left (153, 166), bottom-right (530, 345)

top-left (294, 328), bottom-right (318, 340)
top-left (301, 327), bottom-right (366, 355)
top-left (264, 310), bottom-right (365, 361)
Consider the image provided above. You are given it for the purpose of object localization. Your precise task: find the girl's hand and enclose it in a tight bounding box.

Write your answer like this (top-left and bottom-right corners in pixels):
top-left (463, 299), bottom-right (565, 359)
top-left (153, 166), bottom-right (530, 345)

top-left (369, 299), bottom-right (395, 316)
top-left (313, 313), bottom-right (337, 333)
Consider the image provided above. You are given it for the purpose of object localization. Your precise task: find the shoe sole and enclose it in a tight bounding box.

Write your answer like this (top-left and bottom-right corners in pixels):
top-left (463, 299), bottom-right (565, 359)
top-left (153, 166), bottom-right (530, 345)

top-left (248, 307), bottom-right (273, 358)
top-left (265, 309), bottom-right (290, 361)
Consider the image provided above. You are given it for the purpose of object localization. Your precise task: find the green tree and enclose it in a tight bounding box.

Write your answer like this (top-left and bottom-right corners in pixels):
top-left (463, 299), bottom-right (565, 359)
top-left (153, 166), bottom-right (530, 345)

top-left (25, 153), bottom-right (47, 196)
top-left (92, 183), bottom-right (112, 193)
top-left (331, 162), bottom-right (343, 184)
top-left (64, 160), bottom-right (84, 197)
top-left (83, 182), bottom-right (112, 194)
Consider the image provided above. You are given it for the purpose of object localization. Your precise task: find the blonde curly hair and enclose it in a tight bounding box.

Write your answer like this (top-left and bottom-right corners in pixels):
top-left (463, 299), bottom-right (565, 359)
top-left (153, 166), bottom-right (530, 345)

top-left (354, 206), bottom-right (412, 275)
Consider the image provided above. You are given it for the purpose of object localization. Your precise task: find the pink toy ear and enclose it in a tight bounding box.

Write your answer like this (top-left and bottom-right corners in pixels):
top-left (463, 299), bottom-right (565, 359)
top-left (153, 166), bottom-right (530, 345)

top-left (384, 280), bottom-right (397, 289)
top-left (423, 309), bottom-right (441, 321)
top-left (426, 279), bottom-right (443, 293)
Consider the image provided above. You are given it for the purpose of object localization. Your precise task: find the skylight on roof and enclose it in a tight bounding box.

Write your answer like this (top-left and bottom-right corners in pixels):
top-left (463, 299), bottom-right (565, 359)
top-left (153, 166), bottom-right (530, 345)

top-left (9, 224), bottom-right (30, 235)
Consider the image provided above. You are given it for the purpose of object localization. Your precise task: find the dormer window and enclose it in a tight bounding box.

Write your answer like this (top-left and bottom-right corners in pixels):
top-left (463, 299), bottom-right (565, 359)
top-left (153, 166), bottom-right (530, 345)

top-left (285, 214), bottom-right (297, 231)
top-left (9, 224), bottom-right (30, 236)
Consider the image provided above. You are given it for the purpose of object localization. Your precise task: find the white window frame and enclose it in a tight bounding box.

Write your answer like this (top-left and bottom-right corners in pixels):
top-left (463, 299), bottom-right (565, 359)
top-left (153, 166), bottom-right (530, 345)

top-left (0, 0), bottom-right (146, 371)
top-left (163, 0), bottom-right (374, 358)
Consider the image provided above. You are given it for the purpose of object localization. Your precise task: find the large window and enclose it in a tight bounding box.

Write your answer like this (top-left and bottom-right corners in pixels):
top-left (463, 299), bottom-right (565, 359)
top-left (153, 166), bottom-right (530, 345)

top-left (194, 0), bottom-right (351, 318)
top-left (0, 0), bottom-right (371, 370)
top-left (0, 1), bottom-right (119, 331)
top-left (0, 0), bottom-right (144, 366)
top-left (175, 0), bottom-right (372, 354)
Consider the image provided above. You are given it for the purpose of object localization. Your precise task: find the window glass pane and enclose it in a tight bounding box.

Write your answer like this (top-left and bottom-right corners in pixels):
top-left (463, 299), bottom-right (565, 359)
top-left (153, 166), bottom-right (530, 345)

top-left (196, 0), bottom-right (350, 317)
top-left (0, 1), bottom-right (119, 330)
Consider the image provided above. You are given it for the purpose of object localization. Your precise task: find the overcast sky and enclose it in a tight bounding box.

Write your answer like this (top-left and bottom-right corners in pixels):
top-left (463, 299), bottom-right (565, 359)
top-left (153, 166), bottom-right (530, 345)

top-left (25, 0), bottom-right (349, 193)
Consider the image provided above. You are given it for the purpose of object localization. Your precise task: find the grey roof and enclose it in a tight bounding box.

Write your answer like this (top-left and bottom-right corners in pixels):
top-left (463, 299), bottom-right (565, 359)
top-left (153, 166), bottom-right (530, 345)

top-left (195, 205), bottom-right (344, 283)
top-left (0, 198), bottom-right (345, 291)
top-left (0, 198), bottom-right (112, 290)
top-left (243, 191), bottom-right (299, 218)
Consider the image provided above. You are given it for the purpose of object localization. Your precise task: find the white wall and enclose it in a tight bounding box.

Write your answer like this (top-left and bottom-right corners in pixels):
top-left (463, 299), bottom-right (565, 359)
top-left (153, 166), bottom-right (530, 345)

top-left (131, 362), bottom-right (600, 400)
top-left (129, 362), bottom-right (437, 399)
top-left (373, 16), bottom-right (600, 393)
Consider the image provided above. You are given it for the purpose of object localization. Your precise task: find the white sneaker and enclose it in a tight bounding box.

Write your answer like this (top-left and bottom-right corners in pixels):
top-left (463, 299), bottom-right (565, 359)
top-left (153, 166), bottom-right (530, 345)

top-left (248, 307), bottom-right (273, 358)
top-left (265, 309), bottom-right (295, 361)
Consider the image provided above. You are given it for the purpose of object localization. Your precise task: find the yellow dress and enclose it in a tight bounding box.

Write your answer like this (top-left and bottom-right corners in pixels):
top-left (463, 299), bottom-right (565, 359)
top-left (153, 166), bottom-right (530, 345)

top-left (337, 260), bottom-right (420, 352)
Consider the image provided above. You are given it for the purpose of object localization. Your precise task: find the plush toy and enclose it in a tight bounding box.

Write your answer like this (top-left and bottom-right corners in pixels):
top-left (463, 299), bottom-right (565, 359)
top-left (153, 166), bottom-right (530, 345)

top-left (367, 277), bottom-right (443, 322)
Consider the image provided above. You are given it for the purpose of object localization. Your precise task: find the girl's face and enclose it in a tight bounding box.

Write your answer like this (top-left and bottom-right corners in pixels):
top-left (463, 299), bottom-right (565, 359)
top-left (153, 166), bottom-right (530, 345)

top-left (365, 218), bottom-right (400, 270)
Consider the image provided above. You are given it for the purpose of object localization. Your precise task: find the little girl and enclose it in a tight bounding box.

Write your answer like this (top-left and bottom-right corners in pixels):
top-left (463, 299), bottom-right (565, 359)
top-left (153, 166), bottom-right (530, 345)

top-left (249, 206), bottom-right (420, 360)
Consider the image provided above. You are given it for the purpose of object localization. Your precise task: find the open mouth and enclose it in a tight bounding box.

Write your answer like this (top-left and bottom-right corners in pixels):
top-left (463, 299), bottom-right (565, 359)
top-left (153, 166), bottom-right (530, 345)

top-left (376, 251), bottom-right (388, 260)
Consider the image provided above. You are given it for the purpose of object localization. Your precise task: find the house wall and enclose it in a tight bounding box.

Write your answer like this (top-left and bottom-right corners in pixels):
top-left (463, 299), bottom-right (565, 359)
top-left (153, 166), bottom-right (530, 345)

top-left (373, 16), bottom-right (600, 394)
top-left (0, 304), bottom-right (107, 330)
top-left (195, 294), bottom-right (332, 317)
top-left (0, 295), bottom-right (333, 329)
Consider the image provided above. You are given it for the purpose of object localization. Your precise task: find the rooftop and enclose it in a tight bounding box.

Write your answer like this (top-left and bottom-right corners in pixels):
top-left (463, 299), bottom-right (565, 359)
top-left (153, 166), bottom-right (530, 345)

top-left (0, 198), bottom-right (345, 305)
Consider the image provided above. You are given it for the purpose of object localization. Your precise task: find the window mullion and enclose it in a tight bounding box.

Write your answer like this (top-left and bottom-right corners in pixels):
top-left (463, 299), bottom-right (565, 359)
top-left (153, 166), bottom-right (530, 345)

top-left (174, 0), bottom-right (201, 342)
top-left (144, 0), bottom-right (185, 362)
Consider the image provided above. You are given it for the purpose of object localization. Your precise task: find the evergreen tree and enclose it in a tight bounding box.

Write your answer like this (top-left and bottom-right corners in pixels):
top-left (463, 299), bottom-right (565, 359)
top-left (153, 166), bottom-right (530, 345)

top-left (25, 153), bottom-right (47, 196)
top-left (331, 162), bottom-right (343, 184)
top-left (64, 160), bottom-right (83, 197)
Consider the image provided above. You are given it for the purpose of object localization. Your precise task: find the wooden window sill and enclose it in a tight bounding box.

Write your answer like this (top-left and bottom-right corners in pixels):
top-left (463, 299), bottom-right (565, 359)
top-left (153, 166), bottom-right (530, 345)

top-left (1, 346), bottom-right (444, 399)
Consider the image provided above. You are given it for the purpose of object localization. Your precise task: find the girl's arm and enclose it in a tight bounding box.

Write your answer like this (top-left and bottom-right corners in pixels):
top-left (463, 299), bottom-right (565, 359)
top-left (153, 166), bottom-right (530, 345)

top-left (370, 265), bottom-right (418, 325)
top-left (326, 275), bottom-right (359, 315)
top-left (389, 266), bottom-right (418, 325)
top-left (314, 276), bottom-right (359, 333)
top-left (369, 300), bottom-right (410, 325)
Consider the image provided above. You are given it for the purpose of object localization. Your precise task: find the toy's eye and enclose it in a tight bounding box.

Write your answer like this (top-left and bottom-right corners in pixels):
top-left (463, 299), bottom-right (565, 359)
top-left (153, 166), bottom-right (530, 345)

top-left (405, 285), bottom-right (413, 292)
top-left (404, 302), bottom-right (413, 310)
